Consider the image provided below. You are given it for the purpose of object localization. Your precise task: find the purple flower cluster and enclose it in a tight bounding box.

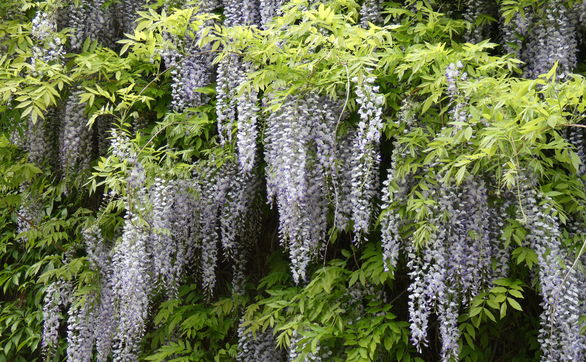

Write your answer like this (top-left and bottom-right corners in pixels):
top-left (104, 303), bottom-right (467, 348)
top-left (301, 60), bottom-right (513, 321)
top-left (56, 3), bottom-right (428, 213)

top-left (487, 194), bottom-right (513, 281)
top-left (111, 208), bottom-right (153, 361)
top-left (216, 56), bottom-right (259, 165)
top-left (380, 99), bottom-right (417, 272)
top-left (264, 94), bottom-right (338, 283)
top-left (217, 2), bottom-right (263, 164)
top-left (16, 184), bottom-right (43, 241)
top-left (518, 175), bottom-right (585, 361)
top-left (500, 2), bottom-right (578, 78)
top-left (42, 279), bottom-right (72, 359)
top-left (405, 176), bottom-right (501, 361)
top-left (193, 158), bottom-right (261, 296)
top-left (109, 128), bottom-right (132, 160)
top-left (162, 4), bottom-right (217, 113)
top-left (216, 56), bottom-right (241, 144)
top-left (116, 0), bottom-right (144, 34)
top-left (463, 0), bottom-right (496, 43)
top-left (102, 135), bottom-right (152, 361)
top-left (62, 165), bottom-right (208, 360)
top-left (87, 126), bottom-right (267, 359)
top-left (500, 9), bottom-right (531, 57)
top-left (360, 0), bottom-right (383, 27)
top-left (288, 329), bottom-right (331, 361)
top-left (237, 321), bottom-right (284, 361)
top-left (219, 163), bottom-right (262, 293)
top-left (350, 75), bottom-right (384, 244)
top-left (150, 178), bottom-right (179, 295)
top-left (180, 52), bottom-right (215, 109)
top-left (265, 95), bottom-right (310, 282)
top-left (447, 179), bottom-right (494, 301)
top-left (445, 61), bottom-right (464, 98)
top-left (523, 2), bottom-right (577, 79)
top-left (406, 242), bottom-right (435, 352)
top-left (195, 163), bottom-right (230, 296)
top-left (83, 225), bottom-right (116, 360)
top-left (407, 195), bottom-right (452, 356)
top-left (60, 90), bottom-right (92, 176)
top-left (65, 0), bottom-right (115, 51)
top-left (27, 116), bottom-right (49, 166)
top-left (168, 179), bottom-right (199, 290)
top-left (333, 129), bottom-right (354, 231)
top-left (438, 296), bottom-right (460, 362)
top-left (237, 62), bottom-right (260, 173)
top-left (30, 10), bottom-right (63, 73)
top-left (66, 291), bottom-right (98, 362)
top-left (224, 0), bottom-right (260, 27)
top-left (260, 0), bottom-right (286, 28)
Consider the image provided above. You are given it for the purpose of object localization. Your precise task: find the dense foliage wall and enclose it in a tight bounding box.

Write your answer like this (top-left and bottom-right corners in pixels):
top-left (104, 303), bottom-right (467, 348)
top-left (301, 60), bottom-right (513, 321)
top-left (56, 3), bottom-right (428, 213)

top-left (1, 0), bottom-right (586, 361)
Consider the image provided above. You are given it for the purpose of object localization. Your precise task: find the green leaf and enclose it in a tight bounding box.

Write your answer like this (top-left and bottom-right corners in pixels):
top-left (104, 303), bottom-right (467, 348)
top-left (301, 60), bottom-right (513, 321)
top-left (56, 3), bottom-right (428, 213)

top-left (508, 289), bottom-right (524, 299)
top-left (507, 298), bottom-right (523, 311)
top-left (469, 307), bottom-right (482, 318)
top-left (484, 308), bottom-right (496, 322)
top-left (500, 301), bottom-right (507, 319)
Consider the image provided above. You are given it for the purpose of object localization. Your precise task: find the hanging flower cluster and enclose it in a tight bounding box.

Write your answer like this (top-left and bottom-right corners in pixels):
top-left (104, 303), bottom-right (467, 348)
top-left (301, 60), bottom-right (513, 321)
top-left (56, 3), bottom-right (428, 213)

top-left (216, 2), bottom-right (261, 168)
top-left (463, 0), bottom-right (496, 43)
top-left (65, 0), bottom-right (115, 50)
top-left (108, 140), bottom-right (153, 360)
top-left (499, 1), bottom-right (578, 79)
top-left (350, 74), bottom-right (384, 243)
top-left (406, 177), bottom-right (500, 361)
top-left (195, 162), bottom-right (232, 295)
top-left (41, 228), bottom-right (113, 362)
top-left (162, 1), bottom-right (219, 112)
top-left (487, 192), bottom-right (513, 281)
top-left (65, 290), bottom-right (98, 361)
top-left (84, 225), bottom-right (117, 361)
top-left (41, 155), bottom-right (263, 359)
top-left (264, 94), bottom-right (340, 283)
top-left (42, 279), bottom-right (72, 359)
top-left (523, 1), bottom-right (577, 79)
top-left (219, 165), bottom-right (263, 293)
top-left (236, 64), bottom-right (260, 173)
top-left (117, 0), bottom-right (144, 34)
top-left (26, 1), bottom-right (586, 360)
top-left (216, 55), bottom-right (242, 144)
top-left (260, 0), bottom-right (286, 28)
top-left (60, 89), bottom-right (92, 176)
top-left (359, 0), bottom-right (383, 27)
top-left (288, 330), bottom-right (330, 361)
top-left (499, 6), bottom-right (531, 58)
top-left (332, 129), bottom-right (354, 230)
top-left (30, 10), bottom-right (63, 72)
top-left (150, 178), bottom-right (180, 295)
top-left (237, 322), bottom-right (284, 361)
top-left (224, 0), bottom-right (260, 27)
top-left (380, 99), bottom-right (418, 271)
top-left (518, 175), bottom-right (585, 361)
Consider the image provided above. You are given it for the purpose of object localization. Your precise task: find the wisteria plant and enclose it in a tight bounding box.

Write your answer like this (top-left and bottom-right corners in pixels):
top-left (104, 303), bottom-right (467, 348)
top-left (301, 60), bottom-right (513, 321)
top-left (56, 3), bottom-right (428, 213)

top-left (0, 0), bottom-right (585, 361)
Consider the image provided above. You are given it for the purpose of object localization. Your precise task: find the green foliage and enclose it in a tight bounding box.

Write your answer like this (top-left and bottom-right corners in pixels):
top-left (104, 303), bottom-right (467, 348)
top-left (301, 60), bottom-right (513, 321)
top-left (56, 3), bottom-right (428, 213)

top-left (0, 0), bottom-right (585, 360)
top-left (458, 279), bottom-right (541, 361)
top-left (237, 245), bottom-right (416, 361)
top-left (144, 285), bottom-right (244, 361)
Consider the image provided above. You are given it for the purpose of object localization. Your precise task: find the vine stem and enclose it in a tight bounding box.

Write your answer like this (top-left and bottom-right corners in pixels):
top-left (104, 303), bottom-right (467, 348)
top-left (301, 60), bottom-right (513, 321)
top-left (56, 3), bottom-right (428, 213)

top-left (14, 209), bottom-right (37, 228)
top-left (561, 236), bottom-right (586, 285)
top-left (12, 207), bottom-right (66, 251)
top-left (561, 123), bottom-right (586, 129)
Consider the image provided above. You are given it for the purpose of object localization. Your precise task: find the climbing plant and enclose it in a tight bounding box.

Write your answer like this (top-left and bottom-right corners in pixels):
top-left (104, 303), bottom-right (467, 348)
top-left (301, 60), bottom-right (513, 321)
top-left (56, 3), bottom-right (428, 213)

top-left (0, 0), bottom-right (585, 361)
